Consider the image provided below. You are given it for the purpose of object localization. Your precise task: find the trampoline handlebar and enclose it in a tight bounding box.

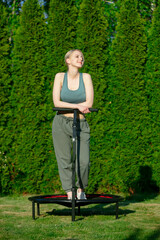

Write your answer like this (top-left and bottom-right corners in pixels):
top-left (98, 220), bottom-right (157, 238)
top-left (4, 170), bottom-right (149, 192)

top-left (53, 107), bottom-right (98, 112)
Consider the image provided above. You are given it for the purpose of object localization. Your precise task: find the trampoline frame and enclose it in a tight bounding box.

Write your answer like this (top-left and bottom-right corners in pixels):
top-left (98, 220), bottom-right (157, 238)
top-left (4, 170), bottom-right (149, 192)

top-left (28, 194), bottom-right (123, 220)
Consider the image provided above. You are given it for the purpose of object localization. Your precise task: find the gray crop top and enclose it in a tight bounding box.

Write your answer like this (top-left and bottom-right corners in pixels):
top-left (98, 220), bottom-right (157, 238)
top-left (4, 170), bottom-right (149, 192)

top-left (60, 72), bottom-right (86, 104)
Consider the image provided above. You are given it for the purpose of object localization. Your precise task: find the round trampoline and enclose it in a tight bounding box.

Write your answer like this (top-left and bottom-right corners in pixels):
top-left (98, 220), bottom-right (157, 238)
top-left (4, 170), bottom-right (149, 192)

top-left (28, 108), bottom-right (123, 221)
top-left (28, 194), bottom-right (123, 220)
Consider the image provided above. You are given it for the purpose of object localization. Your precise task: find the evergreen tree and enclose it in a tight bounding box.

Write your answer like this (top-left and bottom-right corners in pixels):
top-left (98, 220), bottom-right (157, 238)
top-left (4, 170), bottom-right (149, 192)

top-left (102, 0), bottom-right (149, 193)
top-left (145, 0), bottom-right (160, 189)
top-left (10, 0), bottom-right (58, 193)
top-left (46, 0), bottom-right (78, 82)
top-left (110, 0), bottom-right (155, 35)
top-left (43, 0), bottom-right (50, 14)
top-left (137, 0), bottom-right (152, 19)
top-left (137, 0), bottom-right (154, 32)
top-left (104, 1), bottom-right (118, 43)
top-left (8, 0), bottom-right (21, 45)
top-left (76, 0), bottom-right (109, 192)
top-left (0, 2), bottom-right (12, 193)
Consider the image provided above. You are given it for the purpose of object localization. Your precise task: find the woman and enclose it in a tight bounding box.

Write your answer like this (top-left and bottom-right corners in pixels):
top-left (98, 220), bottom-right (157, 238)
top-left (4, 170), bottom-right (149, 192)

top-left (52, 49), bottom-right (94, 200)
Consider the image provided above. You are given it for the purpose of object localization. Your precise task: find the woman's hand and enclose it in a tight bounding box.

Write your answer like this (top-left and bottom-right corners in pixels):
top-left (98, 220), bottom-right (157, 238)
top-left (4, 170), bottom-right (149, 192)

top-left (77, 105), bottom-right (90, 114)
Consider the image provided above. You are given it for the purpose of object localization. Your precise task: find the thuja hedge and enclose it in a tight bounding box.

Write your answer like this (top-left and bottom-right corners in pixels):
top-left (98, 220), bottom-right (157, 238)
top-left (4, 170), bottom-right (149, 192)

top-left (8, 0), bottom-right (53, 193)
top-left (144, 0), bottom-right (160, 192)
top-left (100, 0), bottom-right (149, 193)
top-left (0, 3), bottom-right (13, 193)
top-left (0, 0), bottom-right (160, 194)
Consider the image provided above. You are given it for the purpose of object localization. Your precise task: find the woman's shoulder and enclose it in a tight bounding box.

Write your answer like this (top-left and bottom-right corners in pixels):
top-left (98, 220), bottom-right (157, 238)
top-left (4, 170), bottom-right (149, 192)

top-left (55, 72), bottom-right (65, 79)
top-left (82, 73), bottom-right (92, 81)
top-left (82, 73), bottom-right (91, 77)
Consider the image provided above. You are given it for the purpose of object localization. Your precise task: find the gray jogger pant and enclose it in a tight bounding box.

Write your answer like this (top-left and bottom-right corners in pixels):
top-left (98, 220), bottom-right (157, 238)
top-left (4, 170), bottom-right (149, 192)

top-left (52, 114), bottom-right (90, 192)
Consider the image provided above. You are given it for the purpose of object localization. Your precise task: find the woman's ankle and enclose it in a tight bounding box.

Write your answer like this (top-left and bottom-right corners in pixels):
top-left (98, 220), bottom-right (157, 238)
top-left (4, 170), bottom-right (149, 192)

top-left (77, 188), bottom-right (84, 193)
top-left (67, 191), bottom-right (72, 199)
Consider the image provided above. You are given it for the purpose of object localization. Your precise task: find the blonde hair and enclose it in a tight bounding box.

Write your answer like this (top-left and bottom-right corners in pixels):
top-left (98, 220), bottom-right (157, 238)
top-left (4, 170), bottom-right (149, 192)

top-left (64, 49), bottom-right (84, 65)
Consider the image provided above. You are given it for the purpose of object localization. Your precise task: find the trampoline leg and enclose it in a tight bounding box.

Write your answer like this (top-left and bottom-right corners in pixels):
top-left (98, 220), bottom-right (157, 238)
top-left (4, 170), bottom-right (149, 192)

top-left (72, 197), bottom-right (76, 221)
top-left (78, 205), bottom-right (81, 215)
top-left (32, 201), bottom-right (35, 220)
top-left (37, 203), bottom-right (40, 216)
top-left (116, 202), bottom-right (119, 219)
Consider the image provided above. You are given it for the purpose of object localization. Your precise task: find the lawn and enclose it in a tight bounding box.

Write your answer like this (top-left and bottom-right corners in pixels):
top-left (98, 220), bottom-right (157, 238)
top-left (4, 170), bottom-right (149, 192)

top-left (0, 193), bottom-right (160, 240)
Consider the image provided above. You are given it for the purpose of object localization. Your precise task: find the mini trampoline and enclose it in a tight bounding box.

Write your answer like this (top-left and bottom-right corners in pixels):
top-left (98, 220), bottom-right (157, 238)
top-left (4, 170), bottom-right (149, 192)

top-left (28, 108), bottom-right (123, 221)
top-left (28, 194), bottom-right (123, 220)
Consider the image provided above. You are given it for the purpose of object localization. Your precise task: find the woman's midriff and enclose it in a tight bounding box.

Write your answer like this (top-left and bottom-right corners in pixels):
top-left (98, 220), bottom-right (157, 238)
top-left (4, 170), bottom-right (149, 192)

top-left (59, 112), bottom-right (85, 119)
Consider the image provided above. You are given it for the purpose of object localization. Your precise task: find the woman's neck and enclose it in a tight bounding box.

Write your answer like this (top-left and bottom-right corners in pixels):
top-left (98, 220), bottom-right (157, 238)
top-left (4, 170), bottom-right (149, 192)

top-left (67, 66), bottom-right (79, 80)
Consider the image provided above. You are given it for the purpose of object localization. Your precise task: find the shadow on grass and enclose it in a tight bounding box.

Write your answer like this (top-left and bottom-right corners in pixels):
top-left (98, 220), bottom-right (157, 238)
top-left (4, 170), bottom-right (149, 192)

top-left (46, 202), bottom-right (134, 219)
top-left (63, 239), bottom-right (79, 240)
top-left (125, 192), bottom-right (159, 203)
top-left (125, 227), bottom-right (160, 240)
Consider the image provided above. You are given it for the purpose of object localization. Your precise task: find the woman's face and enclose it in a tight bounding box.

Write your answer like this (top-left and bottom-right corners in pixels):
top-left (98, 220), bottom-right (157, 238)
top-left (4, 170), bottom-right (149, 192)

top-left (67, 50), bottom-right (84, 68)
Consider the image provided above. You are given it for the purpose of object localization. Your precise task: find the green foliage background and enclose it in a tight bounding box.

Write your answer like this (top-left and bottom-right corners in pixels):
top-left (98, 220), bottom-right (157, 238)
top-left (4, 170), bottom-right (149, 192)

top-left (0, 0), bottom-right (159, 194)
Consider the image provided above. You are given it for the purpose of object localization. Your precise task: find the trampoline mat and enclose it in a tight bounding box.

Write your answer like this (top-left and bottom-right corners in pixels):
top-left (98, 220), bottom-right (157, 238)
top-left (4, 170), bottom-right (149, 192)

top-left (28, 194), bottom-right (123, 208)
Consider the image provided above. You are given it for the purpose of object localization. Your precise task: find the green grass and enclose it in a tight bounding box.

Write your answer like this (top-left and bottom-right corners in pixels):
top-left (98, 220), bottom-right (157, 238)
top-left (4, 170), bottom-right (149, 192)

top-left (0, 193), bottom-right (160, 240)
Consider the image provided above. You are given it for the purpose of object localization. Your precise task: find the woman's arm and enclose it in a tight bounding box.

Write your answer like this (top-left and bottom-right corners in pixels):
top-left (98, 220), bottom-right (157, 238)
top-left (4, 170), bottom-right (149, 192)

top-left (53, 72), bottom-right (94, 113)
top-left (77, 73), bottom-right (94, 108)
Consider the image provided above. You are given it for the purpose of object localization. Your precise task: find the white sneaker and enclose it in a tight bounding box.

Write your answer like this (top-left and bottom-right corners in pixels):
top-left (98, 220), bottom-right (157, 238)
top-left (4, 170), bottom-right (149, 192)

top-left (77, 190), bottom-right (87, 200)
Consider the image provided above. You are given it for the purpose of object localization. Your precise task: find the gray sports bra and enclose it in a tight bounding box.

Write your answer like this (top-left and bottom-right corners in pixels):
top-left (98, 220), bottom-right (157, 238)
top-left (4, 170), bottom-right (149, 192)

top-left (60, 72), bottom-right (86, 104)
